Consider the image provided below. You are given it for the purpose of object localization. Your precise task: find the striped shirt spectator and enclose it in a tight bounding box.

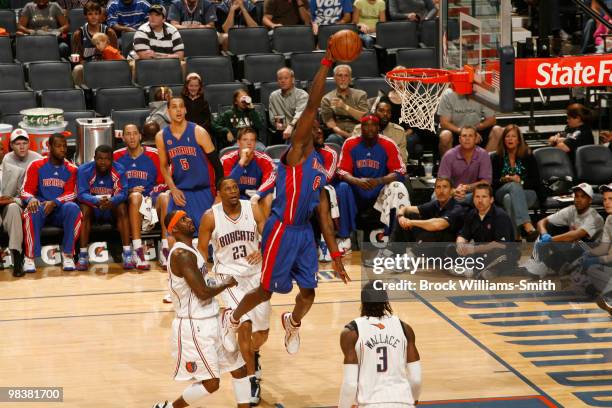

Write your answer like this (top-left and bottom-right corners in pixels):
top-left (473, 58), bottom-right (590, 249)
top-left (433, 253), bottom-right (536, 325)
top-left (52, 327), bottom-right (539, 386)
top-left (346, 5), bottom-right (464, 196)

top-left (133, 21), bottom-right (184, 56)
top-left (106, 0), bottom-right (151, 32)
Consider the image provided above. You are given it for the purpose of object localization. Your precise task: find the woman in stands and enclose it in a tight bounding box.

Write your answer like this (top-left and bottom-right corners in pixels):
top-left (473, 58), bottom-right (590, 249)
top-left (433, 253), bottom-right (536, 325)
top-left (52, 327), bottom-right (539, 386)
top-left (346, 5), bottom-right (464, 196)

top-left (181, 73), bottom-right (212, 134)
top-left (211, 88), bottom-right (265, 150)
top-left (490, 124), bottom-right (541, 241)
top-left (147, 86), bottom-right (173, 129)
top-left (17, 0), bottom-right (70, 58)
top-left (548, 103), bottom-right (594, 162)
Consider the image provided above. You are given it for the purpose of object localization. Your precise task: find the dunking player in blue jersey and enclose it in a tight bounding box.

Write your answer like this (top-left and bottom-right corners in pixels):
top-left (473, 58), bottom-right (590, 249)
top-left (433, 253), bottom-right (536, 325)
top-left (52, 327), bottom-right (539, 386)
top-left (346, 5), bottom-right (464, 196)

top-left (156, 97), bottom-right (223, 234)
top-left (220, 42), bottom-right (349, 355)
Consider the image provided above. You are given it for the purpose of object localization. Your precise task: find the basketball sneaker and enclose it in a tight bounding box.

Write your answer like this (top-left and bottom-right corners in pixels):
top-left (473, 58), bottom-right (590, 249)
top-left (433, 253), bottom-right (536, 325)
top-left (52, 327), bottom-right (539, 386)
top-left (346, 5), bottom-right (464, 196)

top-left (151, 402), bottom-right (170, 408)
top-left (254, 351), bottom-right (262, 380)
top-left (133, 247), bottom-right (150, 270)
top-left (76, 252), bottom-right (88, 271)
top-left (23, 256), bottom-right (36, 273)
top-left (219, 308), bottom-right (239, 352)
top-left (522, 258), bottom-right (553, 279)
top-left (318, 240), bottom-right (331, 263)
top-left (159, 247), bottom-right (169, 267)
top-left (62, 255), bottom-right (76, 271)
top-left (122, 250), bottom-right (135, 270)
top-left (281, 312), bottom-right (300, 355)
top-left (337, 237), bottom-right (352, 256)
top-left (250, 376), bottom-right (261, 406)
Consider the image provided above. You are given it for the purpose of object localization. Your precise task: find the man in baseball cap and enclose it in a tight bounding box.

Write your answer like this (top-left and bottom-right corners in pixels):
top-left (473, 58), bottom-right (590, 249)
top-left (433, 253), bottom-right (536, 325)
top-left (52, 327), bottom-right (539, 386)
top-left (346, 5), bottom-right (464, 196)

top-left (572, 182), bottom-right (594, 199)
top-left (4, 129), bottom-right (42, 171)
top-left (133, 3), bottom-right (185, 62)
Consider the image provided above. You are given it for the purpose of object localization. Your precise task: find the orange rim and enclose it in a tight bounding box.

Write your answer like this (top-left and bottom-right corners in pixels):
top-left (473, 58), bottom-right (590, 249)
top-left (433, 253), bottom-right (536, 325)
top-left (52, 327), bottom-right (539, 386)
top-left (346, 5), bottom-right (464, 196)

top-left (386, 68), bottom-right (452, 84)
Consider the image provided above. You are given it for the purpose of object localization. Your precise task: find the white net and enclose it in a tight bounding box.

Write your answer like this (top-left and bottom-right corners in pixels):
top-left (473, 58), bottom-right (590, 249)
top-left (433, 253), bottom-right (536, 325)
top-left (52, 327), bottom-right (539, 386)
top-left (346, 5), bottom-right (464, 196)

top-left (386, 70), bottom-right (451, 133)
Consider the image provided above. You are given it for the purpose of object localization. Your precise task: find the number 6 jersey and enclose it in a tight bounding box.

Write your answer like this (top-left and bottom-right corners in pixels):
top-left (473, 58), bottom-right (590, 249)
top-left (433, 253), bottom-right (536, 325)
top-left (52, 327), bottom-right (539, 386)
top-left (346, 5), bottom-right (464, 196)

top-left (211, 200), bottom-right (261, 277)
top-left (353, 315), bottom-right (414, 406)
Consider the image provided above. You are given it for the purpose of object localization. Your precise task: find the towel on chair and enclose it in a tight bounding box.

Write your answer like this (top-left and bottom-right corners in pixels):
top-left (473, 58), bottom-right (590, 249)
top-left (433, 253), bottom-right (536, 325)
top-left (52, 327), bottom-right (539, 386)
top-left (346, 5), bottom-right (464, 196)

top-left (139, 196), bottom-right (159, 232)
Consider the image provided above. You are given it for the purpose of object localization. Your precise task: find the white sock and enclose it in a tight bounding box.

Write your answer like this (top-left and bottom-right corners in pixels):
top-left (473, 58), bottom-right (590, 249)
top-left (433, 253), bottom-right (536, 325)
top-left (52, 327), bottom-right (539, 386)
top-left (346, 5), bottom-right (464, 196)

top-left (80, 247), bottom-right (87, 254)
top-left (162, 239), bottom-right (169, 249)
top-left (132, 239), bottom-right (142, 250)
top-left (123, 246), bottom-right (131, 252)
top-left (182, 382), bottom-right (210, 405)
top-left (232, 376), bottom-right (252, 404)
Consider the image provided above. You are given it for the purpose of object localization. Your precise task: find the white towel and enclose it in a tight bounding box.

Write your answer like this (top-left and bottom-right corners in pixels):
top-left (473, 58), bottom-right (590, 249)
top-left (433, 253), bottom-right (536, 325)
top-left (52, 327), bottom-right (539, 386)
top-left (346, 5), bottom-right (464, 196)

top-left (139, 196), bottom-right (159, 232)
top-left (325, 185), bottom-right (340, 219)
top-left (374, 181), bottom-right (410, 226)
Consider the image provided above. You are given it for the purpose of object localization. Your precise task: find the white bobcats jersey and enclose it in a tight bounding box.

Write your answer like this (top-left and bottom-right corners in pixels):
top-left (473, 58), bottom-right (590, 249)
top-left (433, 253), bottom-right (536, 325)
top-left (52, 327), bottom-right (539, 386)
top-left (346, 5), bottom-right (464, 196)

top-left (211, 200), bottom-right (261, 277)
top-left (354, 315), bottom-right (413, 406)
top-left (168, 241), bottom-right (219, 319)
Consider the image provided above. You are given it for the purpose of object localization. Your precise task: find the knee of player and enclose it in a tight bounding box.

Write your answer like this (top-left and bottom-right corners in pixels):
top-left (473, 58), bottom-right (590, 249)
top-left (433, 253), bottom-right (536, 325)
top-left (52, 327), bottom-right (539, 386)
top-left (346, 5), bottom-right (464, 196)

top-left (439, 130), bottom-right (453, 145)
top-left (257, 286), bottom-right (273, 301)
top-left (128, 192), bottom-right (143, 204)
top-left (202, 378), bottom-right (220, 393)
top-left (79, 203), bottom-right (92, 216)
top-left (115, 202), bottom-right (128, 216)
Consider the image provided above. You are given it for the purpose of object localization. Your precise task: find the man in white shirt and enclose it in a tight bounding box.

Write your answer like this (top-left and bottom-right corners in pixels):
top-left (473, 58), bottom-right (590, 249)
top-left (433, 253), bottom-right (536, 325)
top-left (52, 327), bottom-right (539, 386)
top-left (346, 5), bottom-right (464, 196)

top-left (3, 129), bottom-right (43, 171)
top-left (268, 67), bottom-right (308, 144)
top-left (0, 140), bottom-right (25, 277)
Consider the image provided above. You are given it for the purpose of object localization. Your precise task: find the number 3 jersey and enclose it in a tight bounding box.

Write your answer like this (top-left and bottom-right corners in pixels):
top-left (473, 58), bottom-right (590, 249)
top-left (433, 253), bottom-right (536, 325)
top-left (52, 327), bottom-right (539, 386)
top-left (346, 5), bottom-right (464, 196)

top-left (211, 200), bottom-right (261, 277)
top-left (353, 315), bottom-right (414, 406)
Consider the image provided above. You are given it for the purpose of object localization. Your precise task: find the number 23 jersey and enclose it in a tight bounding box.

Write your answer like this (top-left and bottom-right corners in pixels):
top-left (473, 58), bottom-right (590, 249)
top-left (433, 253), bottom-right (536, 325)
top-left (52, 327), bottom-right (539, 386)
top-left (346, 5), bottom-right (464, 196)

top-left (211, 200), bottom-right (261, 277)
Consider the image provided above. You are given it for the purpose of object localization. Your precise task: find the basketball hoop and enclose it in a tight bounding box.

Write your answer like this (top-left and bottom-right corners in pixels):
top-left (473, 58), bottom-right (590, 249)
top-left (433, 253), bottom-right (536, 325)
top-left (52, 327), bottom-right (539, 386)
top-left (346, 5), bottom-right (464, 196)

top-left (385, 68), bottom-right (472, 133)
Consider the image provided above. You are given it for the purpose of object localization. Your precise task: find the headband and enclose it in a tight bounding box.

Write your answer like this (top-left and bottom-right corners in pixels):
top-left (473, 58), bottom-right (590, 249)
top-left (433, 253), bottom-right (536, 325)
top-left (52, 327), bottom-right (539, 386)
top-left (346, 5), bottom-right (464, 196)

top-left (360, 114), bottom-right (380, 123)
top-left (167, 210), bottom-right (187, 234)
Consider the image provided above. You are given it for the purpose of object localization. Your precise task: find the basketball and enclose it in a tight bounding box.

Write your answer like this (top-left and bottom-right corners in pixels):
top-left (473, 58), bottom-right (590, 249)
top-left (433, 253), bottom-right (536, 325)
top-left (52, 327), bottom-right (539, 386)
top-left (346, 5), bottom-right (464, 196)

top-left (328, 29), bottom-right (362, 62)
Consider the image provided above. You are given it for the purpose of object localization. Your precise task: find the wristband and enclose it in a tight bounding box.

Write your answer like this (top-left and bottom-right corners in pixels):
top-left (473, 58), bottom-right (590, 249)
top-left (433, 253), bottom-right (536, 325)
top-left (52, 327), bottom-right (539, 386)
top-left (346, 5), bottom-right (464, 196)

top-left (331, 251), bottom-right (342, 260)
top-left (321, 57), bottom-right (333, 67)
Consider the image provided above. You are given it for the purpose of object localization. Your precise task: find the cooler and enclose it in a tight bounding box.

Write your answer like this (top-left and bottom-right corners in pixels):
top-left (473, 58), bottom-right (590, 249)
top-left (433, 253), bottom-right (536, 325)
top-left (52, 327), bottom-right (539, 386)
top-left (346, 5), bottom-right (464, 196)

top-left (0, 124), bottom-right (12, 152)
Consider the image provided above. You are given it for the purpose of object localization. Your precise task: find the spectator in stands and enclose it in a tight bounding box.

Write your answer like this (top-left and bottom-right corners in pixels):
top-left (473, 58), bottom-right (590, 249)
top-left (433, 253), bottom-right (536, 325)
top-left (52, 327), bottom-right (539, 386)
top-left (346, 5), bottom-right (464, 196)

top-left (218, 0), bottom-right (258, 50)
top-left (352, 0), bottom-right (384, 48)
top-left (76, 144), bottom-right (132, 271)
top-left (114, 124), bottom-right (169, 270)
top-left (263, 0), bottom-right (310, 29)
top-left (220, 127), bottom-right (275, 214)
top-left (437, 88), bottom-right (502, 156)
top-left (57, 0), bottom-right (93, 14)
top-left (71, 3), bottom-right (119, 86)
top-left (526, 183), bottom-right (604, 278)
top-left (268, 67), bottom-right (308, 144)
top-left (388, 0), bottom-right (433, 21)
top-left (17, 0), bottom-right (70, 58)
top-left (438, 126), bottom-right (492, 203)
top-left (548, 103), bottom-right (594, 162)
top-left (338, 114), bottom-right (409, 240)
top-left (147, 86), bottom-right (173, 129)
top-left (168, 0), bottom-right (217, 29)
top-left (134, 5), bottom-right (185, 63)
top-left (490, 124), bottom-right (540, 241)
top-left (454, 183), bottom-right (517, 279)
top-left (92, 32), bottom-right (124, 59)
top-left (0, 142), bottom-right (25, 277)
top-left (142, 120), bottom-right (160, 145)
top-left (22, 133), bottom-right (81, 273)
top-left (310, 0), bottom-right (351, 35)
top-left (588, 183), bottom-right (612, 315)
top-left (321, 65), bottom-right (369, 146)
top-left (352, 98), bottom-right (407, 164)
top-left (106, 0), bottom-right (150, 35)
top-left (181, 73), bottom-right (212, 133)
top-left (4, 129), bottom-right (42, 171)
top-left (212, 89), bottom-right (265, 150)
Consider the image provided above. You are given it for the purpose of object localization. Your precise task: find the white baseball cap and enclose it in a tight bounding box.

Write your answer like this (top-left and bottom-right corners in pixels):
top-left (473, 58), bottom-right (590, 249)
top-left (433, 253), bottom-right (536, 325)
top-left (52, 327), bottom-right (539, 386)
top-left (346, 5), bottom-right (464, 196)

top-left (600, 183), bottom-right (612, 193)
top-left (572, 182), bottom-right (594, 198)
top-left (10, 128), bottom-right (29, 142)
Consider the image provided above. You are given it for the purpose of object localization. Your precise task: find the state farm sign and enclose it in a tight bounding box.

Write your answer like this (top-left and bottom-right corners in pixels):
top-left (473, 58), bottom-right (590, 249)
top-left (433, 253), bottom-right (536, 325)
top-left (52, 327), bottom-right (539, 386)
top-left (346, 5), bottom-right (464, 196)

top-left (515, 54), bottom-right (612, 89)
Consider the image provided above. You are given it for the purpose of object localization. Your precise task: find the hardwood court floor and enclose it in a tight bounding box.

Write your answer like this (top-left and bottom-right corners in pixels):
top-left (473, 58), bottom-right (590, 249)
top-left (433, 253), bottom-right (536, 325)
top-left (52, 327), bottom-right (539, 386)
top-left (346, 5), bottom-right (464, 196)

top-left (1, 252), bottom-right (608, 407)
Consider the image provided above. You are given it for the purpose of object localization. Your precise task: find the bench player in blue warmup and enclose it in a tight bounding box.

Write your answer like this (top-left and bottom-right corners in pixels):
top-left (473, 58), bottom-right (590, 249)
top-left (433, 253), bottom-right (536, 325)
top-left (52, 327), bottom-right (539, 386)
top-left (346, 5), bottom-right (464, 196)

top-left (220, 43), bottom-right (350, 355)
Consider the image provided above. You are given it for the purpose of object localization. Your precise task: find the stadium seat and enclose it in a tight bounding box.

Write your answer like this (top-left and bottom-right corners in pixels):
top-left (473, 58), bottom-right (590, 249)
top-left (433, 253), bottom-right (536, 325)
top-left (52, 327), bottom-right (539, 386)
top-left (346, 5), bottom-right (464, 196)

top-left (575, 145), bottom-right (612, 185)
top-left (135, 58), bottom-right (183, 87)
top-left (41, 89), bottom-right (86, 111)
top-left (27, 61), bottom-right (74, 90)
top-left (243, 53), bottom-right (285, 87)
top-left (83, 60), bottom-right (133, 89)
top-left (204, 82), bottom-right (247, 113)
top-left (375, 21), bottom-right (418, 68)
top-left (94, 87), bottom-right (146, 116)
top-left (533, 147), bottom-right (575, 209)
top-left (186, 56), bottom-right (234, 85)
top-left (0, 90), bottom-right (36, 115)
top-left (227, 27), bottom-right (271, 60)
top-left (272, 25), bottom-right (315, 55)
top-left (0, 63), bottom-right (26, 91)
top-left (0, 37), bottom-right (13, 64)
top-left (396, 47), bottom-right (437, 69)
top-left (317, 24), bottom-right (357, 49)
top-left (68, 8), bottom-right (86, 34)
top-left (290, 51), bottom-right (324, 82)
top-left (420, 19), bottom-right (438, 48)
top-left (220, 145), bottom-right (239, 156)
top-left (180, 28), bottom-right (219, 57)
top-left (10, 0), bottom-right (29, 8)
top-left (353, 77), bottom-right (391, 98)
top-left (0, 113), bottom-right (22, 128)
top-left (15, 35), bottom-right (61, 63)
top-left (259, 82), bottom-right (280, 107)
top-left (347, 49), bottom-right (379, 78)
top-left (120, 31), bottom-right (136, 57)
top-left (301, 78), bottom-right (337, 94)
top-left (265, 144), bottom-right (288, 160)
top-left (147, 85), bottom-right (183, 103)
top-left (0, 10), bottom-right (17, 36)
top-left (111, 109), bottom-right (151, 133)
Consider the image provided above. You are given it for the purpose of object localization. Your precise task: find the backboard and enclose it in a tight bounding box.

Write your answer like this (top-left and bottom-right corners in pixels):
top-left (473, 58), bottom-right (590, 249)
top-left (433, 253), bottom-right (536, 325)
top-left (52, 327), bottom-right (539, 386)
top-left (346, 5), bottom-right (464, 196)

top-left (440, 0), bottom-right (515, 112)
